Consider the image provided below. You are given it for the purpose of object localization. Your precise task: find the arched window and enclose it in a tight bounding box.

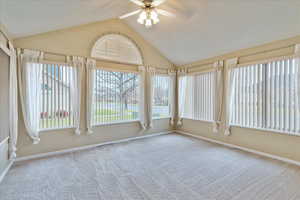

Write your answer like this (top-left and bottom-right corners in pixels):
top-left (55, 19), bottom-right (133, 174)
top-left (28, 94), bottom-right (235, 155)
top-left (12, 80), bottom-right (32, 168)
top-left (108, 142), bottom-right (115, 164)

top-left (91, 34), bottom-right (143, 65)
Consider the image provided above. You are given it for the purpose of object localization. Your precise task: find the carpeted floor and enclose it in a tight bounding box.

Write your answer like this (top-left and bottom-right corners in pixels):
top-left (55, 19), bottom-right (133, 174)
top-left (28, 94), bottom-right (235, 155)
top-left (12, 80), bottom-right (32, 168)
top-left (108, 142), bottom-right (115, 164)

top-left (1, 133), bottom-right (300, 200)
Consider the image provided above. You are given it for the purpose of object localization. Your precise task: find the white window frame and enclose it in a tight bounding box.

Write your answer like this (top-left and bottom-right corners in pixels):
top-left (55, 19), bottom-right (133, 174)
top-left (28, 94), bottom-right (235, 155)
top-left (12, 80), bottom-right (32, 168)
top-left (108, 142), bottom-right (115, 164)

top-left (39, 62), bottom-right (76, 131)
top-left (229, 57), bottom-right (300, 136)
top-left (152, 74), bottom-right (172, 120)
top-left (181, 72), bottom-right (216, 123)
top-left (91, 34), bottom-right (143, 65)
top-left (91, 69), bottom-right (140, 126)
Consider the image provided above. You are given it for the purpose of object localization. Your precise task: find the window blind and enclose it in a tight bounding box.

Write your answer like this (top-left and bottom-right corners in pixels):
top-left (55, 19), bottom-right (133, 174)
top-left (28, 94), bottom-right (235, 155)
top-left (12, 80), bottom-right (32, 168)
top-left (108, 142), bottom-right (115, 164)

top-left (92, 69), bottom-right (139, 125)
top-left (40, 63), bottom-right (74, 129)
top-left (91, 34), bottom-right (143, 65)
top-left (152, 75), bottom-right (171, 118)
top-left (230, 57), bottom-right (300, 135)
top-left (182, 72), bottom-right (215, 121)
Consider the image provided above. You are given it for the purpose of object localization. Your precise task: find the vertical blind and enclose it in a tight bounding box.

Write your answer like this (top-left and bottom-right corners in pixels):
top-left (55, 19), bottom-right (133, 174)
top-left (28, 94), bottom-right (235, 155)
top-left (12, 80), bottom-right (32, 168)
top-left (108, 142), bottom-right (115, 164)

top-left (182, 72), bottom-right (215, 121)
top-left (92, 69), bottom-right (139, 125)
top-left (40, 63), bottom-right (74, 129)
top-left (152, 75), bottom-right (171, 118)
top-left (230, 57), bottom-right (300, 135)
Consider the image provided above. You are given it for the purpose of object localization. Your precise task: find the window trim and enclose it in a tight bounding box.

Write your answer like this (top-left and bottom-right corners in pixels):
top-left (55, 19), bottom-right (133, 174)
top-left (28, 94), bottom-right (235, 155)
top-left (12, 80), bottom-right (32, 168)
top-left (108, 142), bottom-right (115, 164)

top-left (182, 117), bottom-right (215, 124)
top-left (39, 126), bottom-right (75, 133)
top-left (152, 116), bottom-right (171, 120)
top-left (93, 119), bottom-right (140, 127)
top-left (231, 124), bottom-right (300, 137)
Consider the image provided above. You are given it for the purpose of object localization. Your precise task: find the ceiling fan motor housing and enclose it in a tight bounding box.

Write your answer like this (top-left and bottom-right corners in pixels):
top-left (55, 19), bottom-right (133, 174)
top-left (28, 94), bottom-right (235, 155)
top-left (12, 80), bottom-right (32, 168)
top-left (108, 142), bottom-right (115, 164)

top-left (143, 0), bottom-right (154, 7)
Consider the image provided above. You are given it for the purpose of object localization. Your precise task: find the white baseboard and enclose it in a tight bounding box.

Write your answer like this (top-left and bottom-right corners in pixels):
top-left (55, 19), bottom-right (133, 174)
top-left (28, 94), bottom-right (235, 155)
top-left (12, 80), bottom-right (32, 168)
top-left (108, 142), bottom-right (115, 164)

top-left (0, 159), bottom-right (14, 184)
top-left (16, 131), bottom-right (173, 162)
top-left (175, 130), bottom-right (300, 167)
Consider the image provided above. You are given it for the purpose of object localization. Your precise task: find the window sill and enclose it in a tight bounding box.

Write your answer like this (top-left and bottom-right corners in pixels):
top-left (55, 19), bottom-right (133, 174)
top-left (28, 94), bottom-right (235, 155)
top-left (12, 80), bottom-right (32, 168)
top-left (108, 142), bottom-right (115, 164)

top-left (92, 120), bottom-right (140, 127)
top-left (230, 124), bottom-right (300, 137)
top-left (40, 126), bottom-right (75, 133)
top-left (182, 117), bottom-right (214, 123)
top-left (152, 117), bottom-right (171, 120)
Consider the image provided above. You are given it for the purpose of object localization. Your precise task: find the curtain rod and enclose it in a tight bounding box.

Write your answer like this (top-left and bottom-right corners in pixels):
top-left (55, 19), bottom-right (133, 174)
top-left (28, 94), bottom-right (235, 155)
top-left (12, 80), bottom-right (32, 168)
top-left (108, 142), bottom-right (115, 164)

top-left (238, 44), bottom-right (295, 60)
top-left (236, 54), bottom-right (298, 68)
top-left (188, 62), bottom-right (214, 69)
top-left (19, 47), bottom-right (173, 71)
top-left (179, 44), bottom-right (295, 69)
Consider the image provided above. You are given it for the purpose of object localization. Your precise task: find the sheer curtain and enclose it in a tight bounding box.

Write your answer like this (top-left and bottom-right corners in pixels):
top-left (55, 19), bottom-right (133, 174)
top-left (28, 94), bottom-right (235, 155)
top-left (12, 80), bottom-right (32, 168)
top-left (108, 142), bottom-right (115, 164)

top-left (138, 66), bottom-right (147, 129)
top-left (18, 49), bottom-right (43, 144)
top-left (212, 61), bottom-right (224, 133)
top-left (146, 67), bottom-right (156, 128)
top-left (67, 56), bottom-right (84, 135)
top-left (224, 58), bottom-right (238, 136)
top-left (86, 59), bottom-right (96, 134)
top-left (8, 42), bottom-right (18, 158)
top-left (168, 69), bottom-right (176, 125)
top-left (296, 57), bottom-right (300, 124)
top-left (177, 68), bottom-right (187, 126)
top-left (296, 45), bottom-right (300, 124)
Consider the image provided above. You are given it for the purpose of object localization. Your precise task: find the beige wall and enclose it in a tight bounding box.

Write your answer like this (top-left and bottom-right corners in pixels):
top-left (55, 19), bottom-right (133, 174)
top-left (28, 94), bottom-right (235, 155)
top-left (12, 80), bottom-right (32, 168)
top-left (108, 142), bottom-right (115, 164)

top-left (0, 49), bottom-right (9, 142)
top-left (13, 19), bottom-right (174, 157)
top-left (0, 138), bottom-right (9, 175)
top-left (179, 35), bottom-right (300, 68)
top-left (0, 23), bottom-right (11, 176)
top-left (12, 19), bottom-right (300, 163)
top-left (0, 48), bottom-right (9, 178)
top-left (14, 19), bottom-right (173, 68)
top-left (178, 35), bottom-right (300, 163)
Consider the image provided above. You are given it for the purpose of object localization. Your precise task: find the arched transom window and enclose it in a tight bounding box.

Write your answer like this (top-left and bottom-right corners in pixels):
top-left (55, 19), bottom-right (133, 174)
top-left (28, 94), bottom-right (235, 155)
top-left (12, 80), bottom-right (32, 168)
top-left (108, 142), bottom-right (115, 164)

top-left (91, 34), bottom-right (143, 65)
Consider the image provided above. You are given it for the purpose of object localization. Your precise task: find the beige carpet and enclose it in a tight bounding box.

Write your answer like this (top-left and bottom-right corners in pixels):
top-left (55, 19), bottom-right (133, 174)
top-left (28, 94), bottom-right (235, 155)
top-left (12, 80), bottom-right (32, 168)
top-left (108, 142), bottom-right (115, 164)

top-left (1, 133), bottom-right (300, 200)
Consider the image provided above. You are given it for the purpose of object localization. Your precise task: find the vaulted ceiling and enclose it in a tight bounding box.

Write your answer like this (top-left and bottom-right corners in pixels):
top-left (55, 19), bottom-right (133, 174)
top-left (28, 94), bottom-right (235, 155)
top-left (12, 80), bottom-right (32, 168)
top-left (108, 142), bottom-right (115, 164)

top-left (1, 0), bottom-right (300, 65)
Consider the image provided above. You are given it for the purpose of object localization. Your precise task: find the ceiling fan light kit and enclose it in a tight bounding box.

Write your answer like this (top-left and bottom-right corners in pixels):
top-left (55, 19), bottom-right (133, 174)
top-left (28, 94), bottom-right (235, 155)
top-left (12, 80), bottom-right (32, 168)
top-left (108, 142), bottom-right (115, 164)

top-left (120, 0), bottom-right (174, 28)
top-left (137, 8), bottom-right (160, 28)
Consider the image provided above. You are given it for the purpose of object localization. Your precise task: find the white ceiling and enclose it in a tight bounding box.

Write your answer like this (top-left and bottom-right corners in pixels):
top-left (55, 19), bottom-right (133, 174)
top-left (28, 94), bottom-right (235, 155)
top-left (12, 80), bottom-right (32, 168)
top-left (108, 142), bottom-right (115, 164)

top-left (1, 0), bottom-right (300, 65)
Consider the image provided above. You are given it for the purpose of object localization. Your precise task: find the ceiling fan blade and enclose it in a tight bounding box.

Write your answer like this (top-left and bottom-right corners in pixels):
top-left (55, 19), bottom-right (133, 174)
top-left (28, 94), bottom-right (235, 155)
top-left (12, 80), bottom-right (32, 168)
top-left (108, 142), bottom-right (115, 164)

top-left (119, 9), bottom-right (141, 19)
top-left (160, 0), bottom-right (199, 19)
top-left (151, 0), bottom-right (167, 7)
top-left (156, 9), bottom-right (176, 17)
top-left (129, 0), bottom-right (145, 7)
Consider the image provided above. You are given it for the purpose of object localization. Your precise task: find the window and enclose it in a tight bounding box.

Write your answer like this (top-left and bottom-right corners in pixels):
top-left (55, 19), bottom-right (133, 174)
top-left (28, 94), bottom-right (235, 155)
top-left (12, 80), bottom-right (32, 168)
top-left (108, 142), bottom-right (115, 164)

top-left (152, 75), bottom-right (171, 118)
top-left (91, 34), bottom-right (143, 65)
top-left (181, 72), bottom-right (215, 121)
top-left (230, 57), bottom-right (300, 135)
top-left (91, 69), bottom-right (139, 125)
top-left (40, 63), bottom-right (74, 129)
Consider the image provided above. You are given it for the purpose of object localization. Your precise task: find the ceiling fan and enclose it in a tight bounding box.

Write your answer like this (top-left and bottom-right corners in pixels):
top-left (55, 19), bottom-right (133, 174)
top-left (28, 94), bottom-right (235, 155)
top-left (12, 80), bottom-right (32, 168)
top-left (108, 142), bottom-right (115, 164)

top-left (119, 0), bottom-right (175, 28)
